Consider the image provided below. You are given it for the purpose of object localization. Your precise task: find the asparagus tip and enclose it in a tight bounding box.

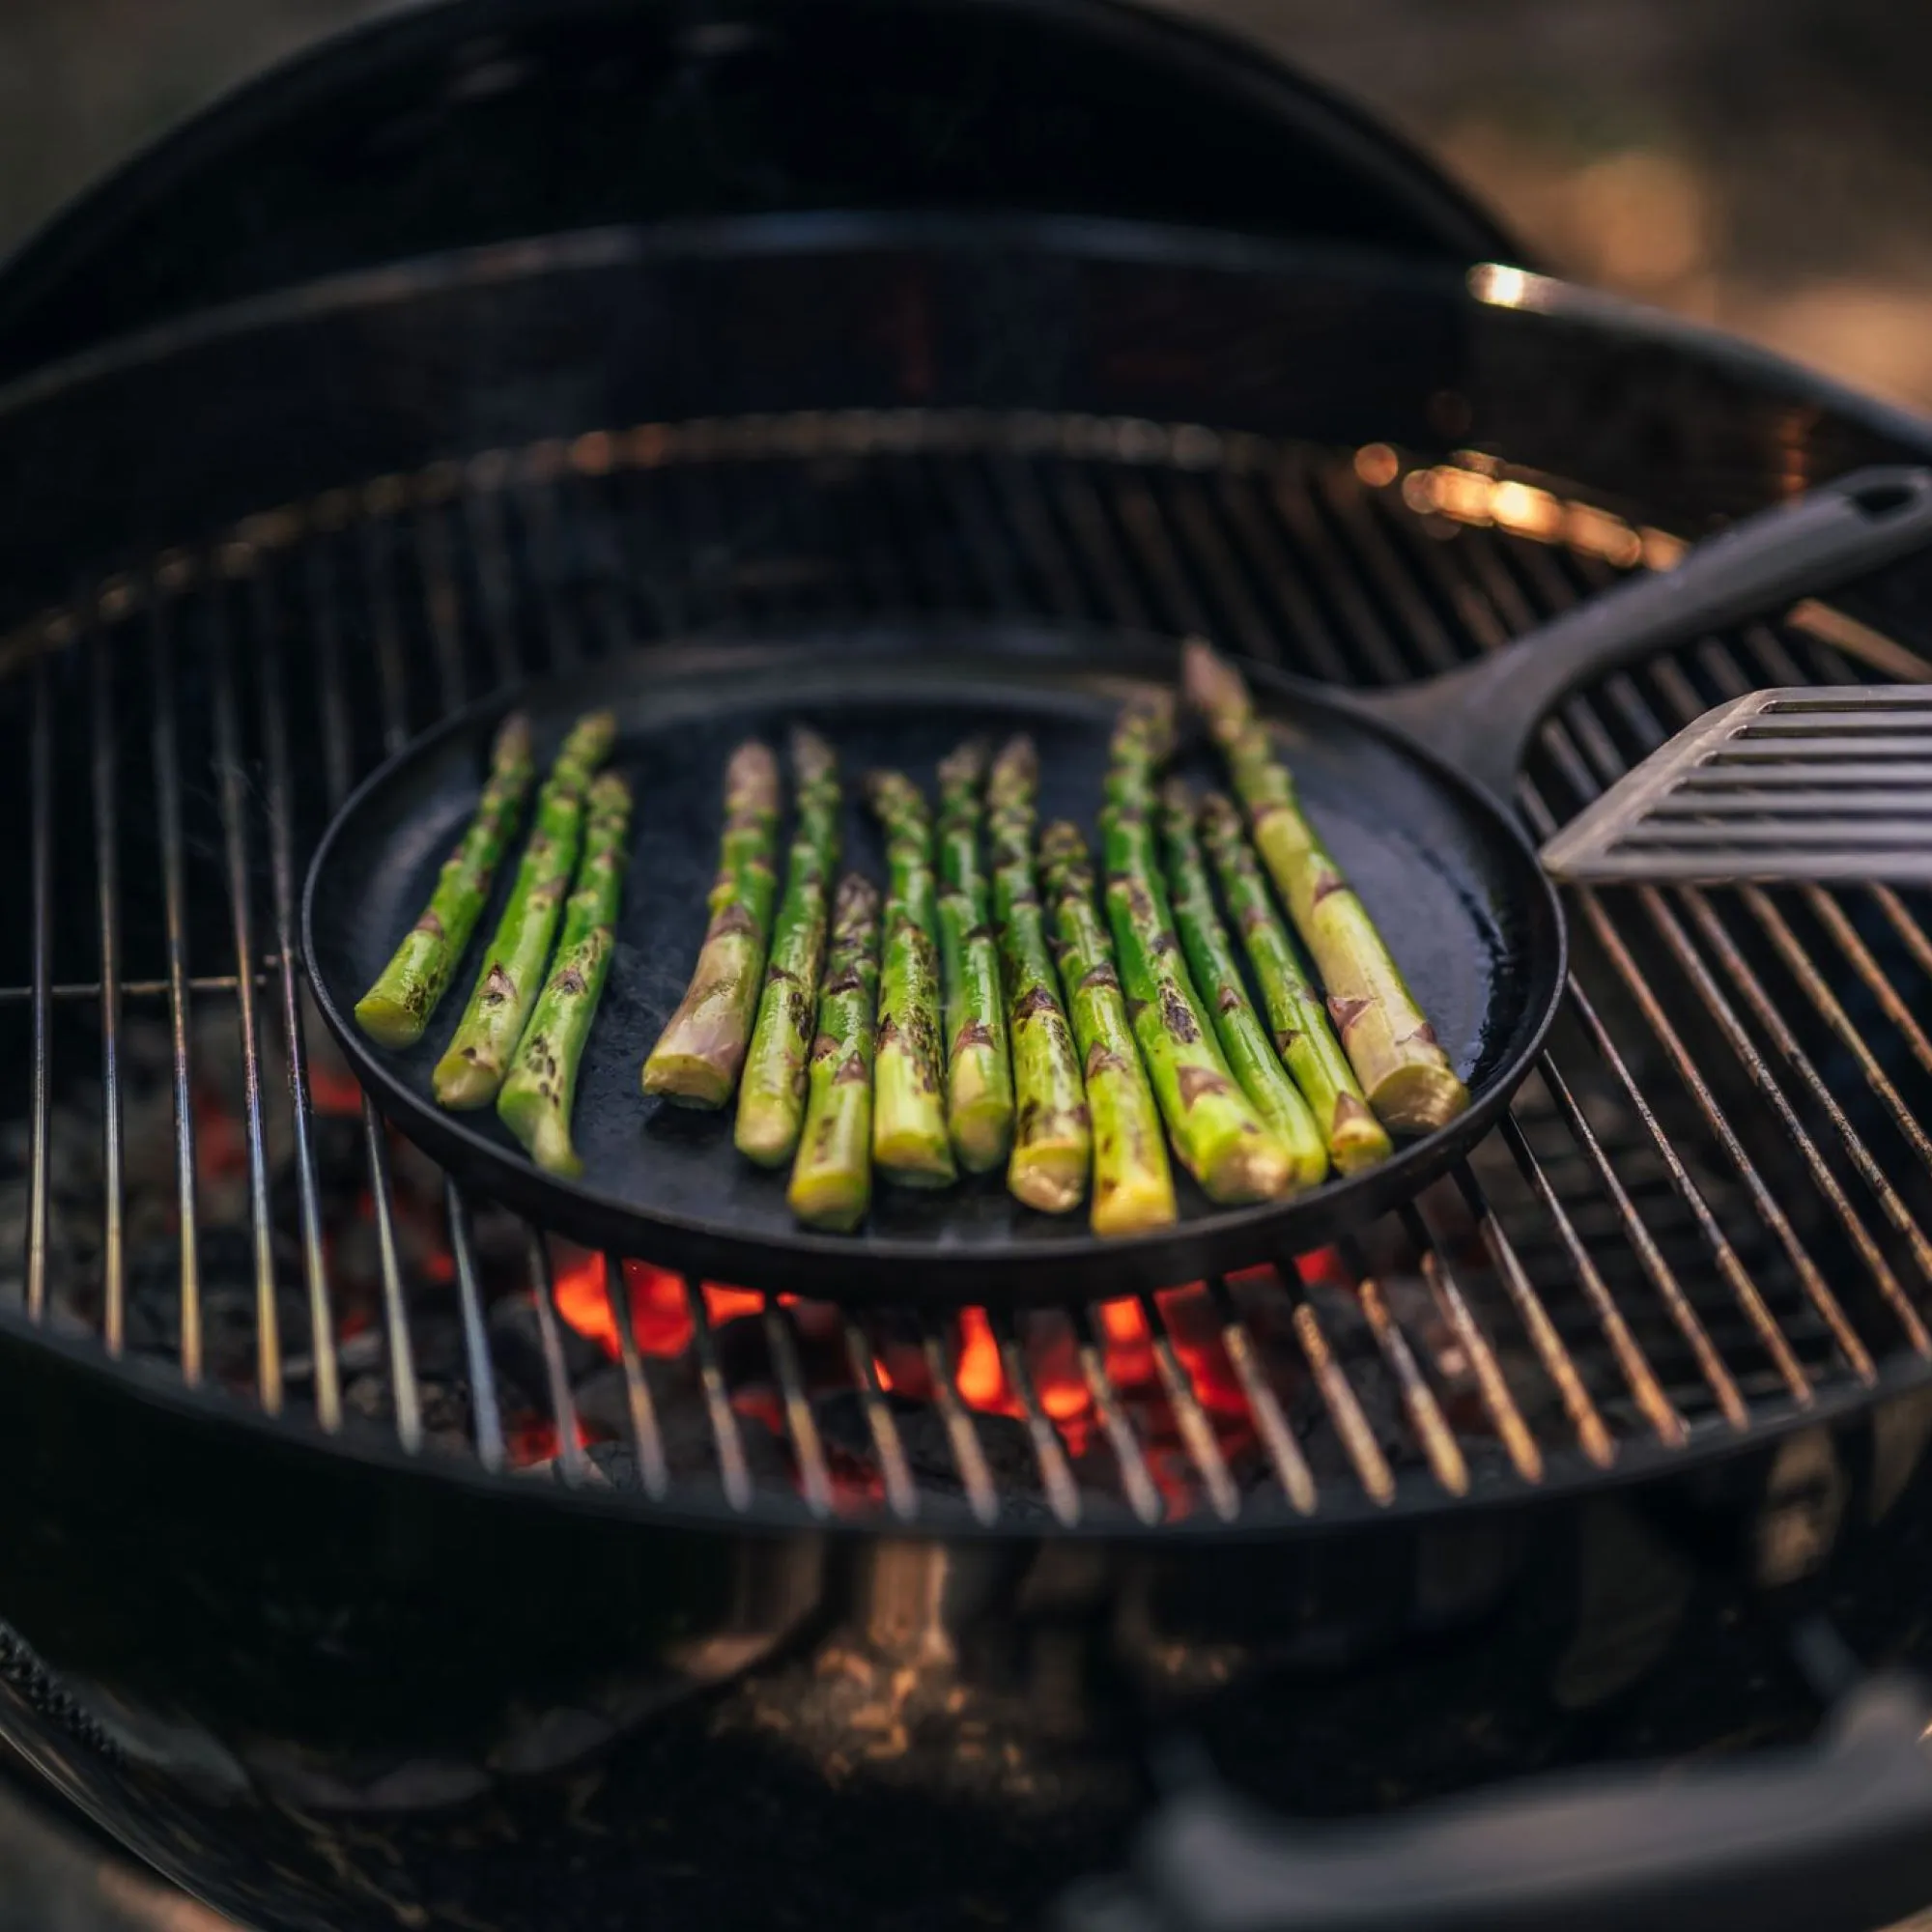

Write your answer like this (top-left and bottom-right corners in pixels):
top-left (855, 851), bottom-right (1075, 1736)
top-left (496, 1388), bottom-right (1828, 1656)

top-left (937, 735), bottom-right (991, 789)
top-left (493, 710), bottom-right (534, 762)
top-left (833, 871), bottom-right (881, 923)
top-left (989, 732), bottom-right (1038, 790)
top-left (1180, 637), bottom-right (1248, 724)
top-left (588, 769), bottom-right (632, 808)
top-left (726, 739), bottom-right (781, 810)
top-left (789, 723), bottom-right (838, 781)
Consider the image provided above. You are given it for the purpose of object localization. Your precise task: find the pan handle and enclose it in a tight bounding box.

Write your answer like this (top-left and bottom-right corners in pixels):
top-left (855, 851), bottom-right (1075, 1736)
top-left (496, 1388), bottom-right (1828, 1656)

top-left (1363, 465), bottom-right (1932, 808)
top-left (1051, 1676), bottom-right (1932, 1932)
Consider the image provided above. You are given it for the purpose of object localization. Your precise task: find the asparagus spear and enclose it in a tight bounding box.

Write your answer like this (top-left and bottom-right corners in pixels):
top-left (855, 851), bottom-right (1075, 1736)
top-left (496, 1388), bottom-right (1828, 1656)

top-left (496, 773), bottom-right (633, 1175)
top-left (735, 727), bottom-right (841, 1167)
top-left (788, 874), bottom-right (883, 1232)
top-left (987, 736), bottom-right (1091, 1213)
top-left (1183, 639), bottom-right (1469, 1134)
top-left (865, 771), bottom-right (957, 1186)
top-left (1099, 694), bottom-right (1293, 1204)
top-left (935, 739), bottom-right (1015, 1174)
top-left (1160, 778), bottom-right (1328, 1190)
top-left (433, 710), bottom-right (616, 1108)
top-left (1200, 790), bottom-right (1393, 1175)
top-left (642, 740), bottom-right (781, 1109)
top-left (1039, 821), bottom-right (1177, 1236)
top-left (355, 713), bottom-right (535, 1048)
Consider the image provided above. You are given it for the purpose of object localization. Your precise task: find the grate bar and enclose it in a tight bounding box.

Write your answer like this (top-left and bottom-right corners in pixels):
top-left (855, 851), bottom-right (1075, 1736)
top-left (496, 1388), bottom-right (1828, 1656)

top-left (1348, 1257), bottom-right (1468, 1496)
top-left (922, 1321), bottom-right (1000, 1525)
top-left (1400, 1203), bottom-right (1548, 1479)
top-left (604, 1257), bottom-right (669, 1498)
top-left (1142, 1296), bottom-right (1239, 1521)
top-left (840, 1318), bottom-right (918, 1521)
top-left (210, 594), bottom-right (284, 1414)
top-left (991, 1310), bottom-right (1082, 1527)
top-left (525, 1234), bottom-right (587, 1485)
top-left (361, 1106), bottom-right (422, 1453)
top-left (688, 1282), bottom-right (753, 1512)
top-left (766, 1303), bottom-right (833, 1518)
top-left (24, 657), bottom-right (51, 1321)
top-left (1496, 1105), bottom-right (1693, 1444)
top-left (256, 572), bottom-right (343, 1426)
top-left (1286, 1284), bottom-right (1395, 1507)
top-left (90, 620), bottom-right (126, 1353)
top-left (1074, 1308), bottom-right (1163, 1524)
top-left (150, 600), bottom-right (203, 1383)
top-left (1211, 1285), bottom-right (1318, 1515)
top-left (445, 1181), bottom-right (503, 1472)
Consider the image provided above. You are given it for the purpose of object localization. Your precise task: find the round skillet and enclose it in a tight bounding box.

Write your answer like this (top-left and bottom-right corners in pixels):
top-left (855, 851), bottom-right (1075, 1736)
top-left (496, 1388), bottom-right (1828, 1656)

top-left (302, 469), bottom-right (1932, 1302)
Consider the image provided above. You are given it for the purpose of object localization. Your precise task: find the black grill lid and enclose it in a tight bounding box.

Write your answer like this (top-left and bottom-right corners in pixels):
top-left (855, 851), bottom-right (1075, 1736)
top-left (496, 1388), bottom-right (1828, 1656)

top-left (0, 0), bottom-right (1526, 386)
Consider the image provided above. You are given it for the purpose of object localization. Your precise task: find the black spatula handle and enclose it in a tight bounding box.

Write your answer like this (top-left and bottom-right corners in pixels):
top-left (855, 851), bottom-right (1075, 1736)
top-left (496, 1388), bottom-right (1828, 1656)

top-left (1366, 465), bottom-right (1932, 807)
top-left (1053, 1676), bottom-right (1932, 1932)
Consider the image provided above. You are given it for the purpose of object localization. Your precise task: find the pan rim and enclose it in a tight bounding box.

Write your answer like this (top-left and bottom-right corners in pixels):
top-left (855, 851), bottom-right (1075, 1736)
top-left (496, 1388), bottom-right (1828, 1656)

top-left (300, 623), bottom-right (1567, 1301)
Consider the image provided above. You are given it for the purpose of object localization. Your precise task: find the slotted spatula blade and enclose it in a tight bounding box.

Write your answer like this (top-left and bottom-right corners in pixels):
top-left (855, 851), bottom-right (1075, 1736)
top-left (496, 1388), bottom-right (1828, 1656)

top-left (1538, 685), bottom-right (1932, 885)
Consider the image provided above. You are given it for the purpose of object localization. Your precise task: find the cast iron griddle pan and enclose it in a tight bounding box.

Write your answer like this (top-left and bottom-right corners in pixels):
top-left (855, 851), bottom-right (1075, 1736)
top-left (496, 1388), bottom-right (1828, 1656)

top-left (302, 469), bottom-right (1932, 1302)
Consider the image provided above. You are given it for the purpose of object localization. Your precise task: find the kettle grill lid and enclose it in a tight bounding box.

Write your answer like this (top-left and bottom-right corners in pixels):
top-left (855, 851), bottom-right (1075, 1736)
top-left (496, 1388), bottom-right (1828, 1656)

top-left (0, 0), bottom-right (1527, 386)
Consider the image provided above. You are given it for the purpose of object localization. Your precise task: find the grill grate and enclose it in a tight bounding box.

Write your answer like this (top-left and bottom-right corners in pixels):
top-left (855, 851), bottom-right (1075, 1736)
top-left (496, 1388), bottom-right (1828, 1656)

top-left (7, 409), bottom-right (1932, 1530)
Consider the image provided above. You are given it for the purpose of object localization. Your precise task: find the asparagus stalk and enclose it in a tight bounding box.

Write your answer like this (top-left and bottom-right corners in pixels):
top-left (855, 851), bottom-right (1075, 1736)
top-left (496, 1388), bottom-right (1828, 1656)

top-left (1183, 639), bottom-right (1469, 1134)
top-left (1039, 821), bottom-right (1177, 1236)
top-left (735, 727), bottom-right (841, 1167)
top-left (355, 712), bottom-right (535, 1048)
top-left (987, 736), bottom-right (1091, 1213)
top-left (1200, 790), bottom-right (1393, 1174)
top-left (788, 874), bottom-right (883, 1232)
top-left (1099, 695), bottom-right (1293, 1204)
top-left (496, 773), bottom-right (633, 1175)
top-left (935, 739), bottom-right (1015, 1174)
top-left (1159, 779), bottom-right (1328, 1190)
top-left (642, 740), bottom-right (781, 1109)
top-left (433, 710), bottom-right (616, 1108)
top-left (865, 771), bottom-right (957, 1187)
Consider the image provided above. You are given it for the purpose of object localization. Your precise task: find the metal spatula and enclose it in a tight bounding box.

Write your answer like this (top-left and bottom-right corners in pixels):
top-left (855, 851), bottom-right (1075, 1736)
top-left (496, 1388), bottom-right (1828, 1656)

top-left (1539, 685), bottom-right (1932, 885)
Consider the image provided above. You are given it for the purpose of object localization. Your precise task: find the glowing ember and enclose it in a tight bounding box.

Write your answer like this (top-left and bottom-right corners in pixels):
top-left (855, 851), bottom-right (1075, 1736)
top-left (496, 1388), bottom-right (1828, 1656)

top-left (306, 1063), bottom-right (365, 1118)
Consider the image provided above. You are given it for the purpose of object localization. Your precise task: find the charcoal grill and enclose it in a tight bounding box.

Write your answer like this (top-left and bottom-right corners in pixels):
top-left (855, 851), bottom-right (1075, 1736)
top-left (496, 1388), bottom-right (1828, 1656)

top-left (10, 4), bottom-right (1932, 1930)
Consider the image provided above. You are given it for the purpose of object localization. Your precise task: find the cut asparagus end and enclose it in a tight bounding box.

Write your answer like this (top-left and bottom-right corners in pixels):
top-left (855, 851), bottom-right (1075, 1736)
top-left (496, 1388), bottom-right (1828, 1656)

top-left (874, 1123), bottom-right (958, 1187)
top-left (1091, 1161), bottom-right (1178, 1238)
top-left (497, 1087), bottom-right (584, 1178)
top-left (641, 1048), bottom-right (737, 1110)
top-left (1008, 1131), bottom-right (1090, 1214)
top-left (947, 1069), bottom-right (1014, 1174)
top-left (734, 1101), bottom-right (802, 1169)
top-left (787, 1162), bottom-right (870, 1233)
top-left (1327, 1093), bottom-right (1395, 1174)
top-left (1368, 1064), bottom-right (1471, 1136)
top-left (433, 1045), bottom-right (504, 1110)
top-left (354, 993), bottom-right (423, 1051)
top-left (1198, 1133), bottom-right (1293, 1205)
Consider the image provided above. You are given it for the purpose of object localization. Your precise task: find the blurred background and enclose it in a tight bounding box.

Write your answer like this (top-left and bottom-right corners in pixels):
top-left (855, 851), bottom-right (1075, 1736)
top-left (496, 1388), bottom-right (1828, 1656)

top-left (6, 0), bottom-right (1932, 408)
top-left (6, 0), bottom-right (1932, 1924)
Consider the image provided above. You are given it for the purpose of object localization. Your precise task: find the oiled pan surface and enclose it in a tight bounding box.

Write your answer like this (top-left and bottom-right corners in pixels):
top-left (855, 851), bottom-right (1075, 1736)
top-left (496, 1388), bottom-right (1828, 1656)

top-left (303, 628), bottom-right (1561, 1301)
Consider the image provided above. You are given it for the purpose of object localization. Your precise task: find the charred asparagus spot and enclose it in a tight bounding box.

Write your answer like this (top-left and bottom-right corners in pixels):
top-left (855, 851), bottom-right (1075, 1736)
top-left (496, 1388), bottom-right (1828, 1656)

top-left (497, 773), bottom-right (633, 1176)
top-left (433, 710), bottom-right (616, 1109)
top-left (1099, 693), bottom-right (1293, 1205)
top-left (1199, 790), bottom-right (1392, 1174)
top-left (736, 726), bottom-right (841, 1167)
top-left (788, 873), bottom-right (883, 1232)
top-left (642, 739), bottom-right (782, 1109)
top-left (1183, 639), bottom-right (1468, 1135)
top-left (1039, 821), bottom-right (1176, 1236)
top-left (1160, 778), bottom-right (1327, 1190)
top-left (987, 735), bottom-right (1091, 1214)
top-left (356, 711), bottom-right (535, 1049)
top-left (935, 737), bottom-right (1015, 1174)
top-left (865, 769), bottom-right (957, 1187)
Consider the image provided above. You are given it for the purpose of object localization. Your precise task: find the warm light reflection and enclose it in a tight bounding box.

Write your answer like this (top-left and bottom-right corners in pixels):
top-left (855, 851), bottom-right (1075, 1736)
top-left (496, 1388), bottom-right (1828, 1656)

top-left (1353, 441), bottom-right (1401, 488)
